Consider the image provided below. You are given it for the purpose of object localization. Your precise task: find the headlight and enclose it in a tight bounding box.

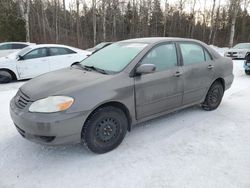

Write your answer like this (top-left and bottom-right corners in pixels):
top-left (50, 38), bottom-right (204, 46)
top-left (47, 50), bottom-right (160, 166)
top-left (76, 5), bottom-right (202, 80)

top-left (29, 96), bottom-right (74, 113)
top-left (238, 51), bottom-right (244, 55)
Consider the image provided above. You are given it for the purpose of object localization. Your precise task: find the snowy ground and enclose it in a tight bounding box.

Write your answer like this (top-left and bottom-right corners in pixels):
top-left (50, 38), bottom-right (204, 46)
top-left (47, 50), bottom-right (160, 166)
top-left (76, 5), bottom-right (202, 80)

top-left (1, 60), bottom-right (250, 188)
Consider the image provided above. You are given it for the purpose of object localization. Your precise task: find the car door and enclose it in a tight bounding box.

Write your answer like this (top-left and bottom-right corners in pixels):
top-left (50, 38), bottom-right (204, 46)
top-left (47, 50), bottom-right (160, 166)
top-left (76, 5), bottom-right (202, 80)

top-left (178, 42), bottom-right (214, 105)
top-left (16, 47), bottom-right (50, 79)
top-left (134, 43), bottom-right (184, 120)
top-left (48, 47), bottom-right (77, 71)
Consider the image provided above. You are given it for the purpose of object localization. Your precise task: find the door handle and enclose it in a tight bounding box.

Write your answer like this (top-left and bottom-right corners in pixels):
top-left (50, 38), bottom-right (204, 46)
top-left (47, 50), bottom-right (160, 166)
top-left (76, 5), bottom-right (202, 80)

top-left (174, 71), bottom-right (182, 77)
top-left (208, 65), bottom-right (214, 69)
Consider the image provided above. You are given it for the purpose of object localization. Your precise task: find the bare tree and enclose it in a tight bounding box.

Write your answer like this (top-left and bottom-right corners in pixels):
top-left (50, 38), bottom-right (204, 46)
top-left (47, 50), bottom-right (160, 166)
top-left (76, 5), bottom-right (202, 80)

top-left (19, 0), bottom-right (31, 42)
top-left (92, 0), bottom-right (97, 45)
top-left (208, 0), bottom-right (216, 44)
top-left (76, 0), bottom-right (80, 46)
top-left (188, 0), bottom-right (197, 38)
top-left (229, 0), bottom-right (241, 47)
top-left (212, 0), bottom-right (221, 44)
top-left (101, 0), bottom-right (107, 41)
top-left (163, 0), bottom-right (168, 37)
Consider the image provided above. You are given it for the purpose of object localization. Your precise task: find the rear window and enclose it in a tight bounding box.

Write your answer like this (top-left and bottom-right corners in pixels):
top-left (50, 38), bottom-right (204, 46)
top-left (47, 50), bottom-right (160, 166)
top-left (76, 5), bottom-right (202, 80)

top-left (0, 44), bottom-right (12, 50)
top-left (12, 43), bottom-right (28, 49)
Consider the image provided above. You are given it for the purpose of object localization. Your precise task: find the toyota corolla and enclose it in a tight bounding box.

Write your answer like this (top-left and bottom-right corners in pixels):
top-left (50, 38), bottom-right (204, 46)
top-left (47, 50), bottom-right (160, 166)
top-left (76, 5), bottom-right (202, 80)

top-left (10, 38), bottom-right (234, 154)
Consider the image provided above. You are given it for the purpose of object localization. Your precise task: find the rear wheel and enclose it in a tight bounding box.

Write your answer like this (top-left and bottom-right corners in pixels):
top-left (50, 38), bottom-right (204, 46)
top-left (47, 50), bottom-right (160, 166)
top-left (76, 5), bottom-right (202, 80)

top-left (245, 70), bottom-right (250, 75)
top-left (0, 71), bottom-right (13, 83)
top-left (202, 81), bottom-right (224, 111)
top-left (82, 106), bottom-right (128, 154)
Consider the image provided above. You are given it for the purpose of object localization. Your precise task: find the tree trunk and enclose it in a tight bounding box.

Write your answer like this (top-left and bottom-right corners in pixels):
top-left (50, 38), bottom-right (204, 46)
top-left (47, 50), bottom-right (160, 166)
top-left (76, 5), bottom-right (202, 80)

top-left (229, 0), bottom-right (240, 47)
top-left (19, 0), bottom-right (31, 42)
top-left (102, 0), bottom-right (106, 41)
top-left (163, 0), bottom-right (168, 37)
top-left (92, 0), bottom-right (97, 45)
top-left (76, 0), bottom-right (80, 47)
top-left (208, 0), bottom-right (216, 44)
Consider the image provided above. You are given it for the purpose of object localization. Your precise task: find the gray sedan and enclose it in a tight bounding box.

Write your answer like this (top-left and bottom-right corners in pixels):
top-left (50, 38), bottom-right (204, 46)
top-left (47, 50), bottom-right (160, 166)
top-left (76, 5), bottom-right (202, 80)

top-left (10, 38), bottom-right (234, 154)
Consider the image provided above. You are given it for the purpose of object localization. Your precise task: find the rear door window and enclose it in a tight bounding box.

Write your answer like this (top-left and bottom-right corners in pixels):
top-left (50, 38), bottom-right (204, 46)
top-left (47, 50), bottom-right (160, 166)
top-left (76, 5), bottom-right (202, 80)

top-left (49, 47), bottom-right (76, 56)
top-left (179, 43), bottom-right (206, 65)
top-left (12, 43), bottom-right (28, 49)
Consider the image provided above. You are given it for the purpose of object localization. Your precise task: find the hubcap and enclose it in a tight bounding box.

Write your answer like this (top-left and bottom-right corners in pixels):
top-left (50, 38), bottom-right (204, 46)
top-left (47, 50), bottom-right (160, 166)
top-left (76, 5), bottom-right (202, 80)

top-left (96, 117), bottom-right (119, 143)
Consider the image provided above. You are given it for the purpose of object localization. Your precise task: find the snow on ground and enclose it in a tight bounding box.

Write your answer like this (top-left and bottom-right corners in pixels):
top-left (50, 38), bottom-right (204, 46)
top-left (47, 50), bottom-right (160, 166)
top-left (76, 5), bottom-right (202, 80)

top-left (0, 60), bottom-right (250, 188)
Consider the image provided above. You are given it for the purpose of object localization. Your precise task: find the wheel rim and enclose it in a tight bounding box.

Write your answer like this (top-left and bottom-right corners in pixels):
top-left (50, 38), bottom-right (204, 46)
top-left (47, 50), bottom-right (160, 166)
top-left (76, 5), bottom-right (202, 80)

top-left (208, 87), bottom-right (221, 105)
top-left (95, 117), bottom-right (120, 143)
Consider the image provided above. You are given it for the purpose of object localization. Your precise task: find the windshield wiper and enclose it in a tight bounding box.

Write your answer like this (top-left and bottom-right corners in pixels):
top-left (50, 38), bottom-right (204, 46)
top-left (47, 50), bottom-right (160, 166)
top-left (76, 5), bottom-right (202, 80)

top-left (84, 65), bottom-right (108, 74)
top-left (71, 63), bottom-right (90, 71)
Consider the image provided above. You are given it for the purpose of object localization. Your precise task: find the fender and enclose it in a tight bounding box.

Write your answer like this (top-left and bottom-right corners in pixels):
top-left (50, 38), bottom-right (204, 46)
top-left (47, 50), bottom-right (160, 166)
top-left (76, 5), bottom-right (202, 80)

top-left (0, 61), bottom-right (19, 79)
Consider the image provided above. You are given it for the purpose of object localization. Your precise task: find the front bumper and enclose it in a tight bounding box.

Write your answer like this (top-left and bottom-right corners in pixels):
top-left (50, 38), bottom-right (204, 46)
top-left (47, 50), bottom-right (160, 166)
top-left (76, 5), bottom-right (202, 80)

top-left (10, 98), bottom-right (88, 145)
top-left (225, 53), bottom-right (246, 59)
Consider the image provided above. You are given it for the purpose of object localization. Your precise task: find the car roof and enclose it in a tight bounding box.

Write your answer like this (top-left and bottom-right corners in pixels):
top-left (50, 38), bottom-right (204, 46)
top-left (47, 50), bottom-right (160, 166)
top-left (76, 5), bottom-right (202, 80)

top-left (24, 44), bottom-right (89, 54)
top-left (119, 37), bottom-right (202, 44)
top-left (235, 43), bottom-right (250, 45)
top-left (32, 44), bottom-right (73, 48)
top-left (0, 42), bottom-right (35, 45)
top-left (28, 44), bottom-right (85, 51)
top-left (119, 37), bottom-right (221, 59)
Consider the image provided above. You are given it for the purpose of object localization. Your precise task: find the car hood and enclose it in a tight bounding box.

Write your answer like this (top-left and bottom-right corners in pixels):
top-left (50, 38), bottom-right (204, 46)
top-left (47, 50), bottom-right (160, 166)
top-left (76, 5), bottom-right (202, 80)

top-left (20, 68), bottom-right (110, 101)
top-left (226, 49), bottom-right (249, 53)
top-left (0, 56), bottom-right (15, 64)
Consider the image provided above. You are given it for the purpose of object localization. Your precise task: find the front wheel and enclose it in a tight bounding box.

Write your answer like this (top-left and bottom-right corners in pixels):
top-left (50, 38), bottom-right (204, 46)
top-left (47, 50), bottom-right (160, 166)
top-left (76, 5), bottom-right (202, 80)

top-left (245, 70), bottom-right (250, 75)
top-left (202, 81), bottom-right (224, 111)
top-left (82, 106), bottom-right (128, 154)
top-left (0, 71), bottom-right (13, 83)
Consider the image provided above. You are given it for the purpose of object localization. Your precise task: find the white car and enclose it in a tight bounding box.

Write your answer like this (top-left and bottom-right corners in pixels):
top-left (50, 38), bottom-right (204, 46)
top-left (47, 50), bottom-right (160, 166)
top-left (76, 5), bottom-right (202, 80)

top-left (0, 44), bottom-right (90, 83)
top-left (0, 42), bottom-right (35, 58)
top-left (224, 43), bottom-right (250, 59)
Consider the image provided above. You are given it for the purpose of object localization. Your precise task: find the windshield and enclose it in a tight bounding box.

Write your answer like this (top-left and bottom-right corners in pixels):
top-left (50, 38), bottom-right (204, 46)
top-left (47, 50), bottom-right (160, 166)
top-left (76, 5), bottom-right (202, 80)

top-left (17, 47), bottom-right (32, 56)
top-left (80, 42), bottom-right (148, 73)
top-left (233, 43), bottom-right (250, 49)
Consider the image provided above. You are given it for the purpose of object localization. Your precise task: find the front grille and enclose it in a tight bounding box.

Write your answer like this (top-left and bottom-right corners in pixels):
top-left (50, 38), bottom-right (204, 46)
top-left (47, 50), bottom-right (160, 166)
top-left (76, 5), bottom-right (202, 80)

top-left (14, 90), bottom-right (31, 109)
top-left (227, 52), bottom-right (237, 55)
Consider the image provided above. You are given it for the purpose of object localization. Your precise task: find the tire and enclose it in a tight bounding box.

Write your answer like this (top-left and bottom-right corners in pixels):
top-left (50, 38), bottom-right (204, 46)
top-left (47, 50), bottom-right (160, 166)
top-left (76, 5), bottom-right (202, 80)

top-left (245, 70), bottom-right (250, 75)
top-left (82, 106), bottom-right (128, 154)
top-left (0, 71), bottom-right (13, 83)
top-left (202, 81), bottom-right (224, 111)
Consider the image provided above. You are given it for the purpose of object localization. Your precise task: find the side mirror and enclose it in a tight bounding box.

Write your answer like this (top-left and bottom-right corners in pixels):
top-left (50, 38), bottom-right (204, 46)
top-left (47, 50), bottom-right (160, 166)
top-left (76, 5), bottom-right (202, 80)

top-left (18, 55), bottom-right (24, 61)
top-left (136, 64), bottom-right (156, 75)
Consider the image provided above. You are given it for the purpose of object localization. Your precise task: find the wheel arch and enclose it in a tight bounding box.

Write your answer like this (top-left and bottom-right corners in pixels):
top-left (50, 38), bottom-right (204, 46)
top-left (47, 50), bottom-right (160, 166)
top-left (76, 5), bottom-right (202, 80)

top-left (212, 77), bottom-right (225, 91)
top-left (84, 101), bottom-right (132, 132)
top-left (0, 68), bottom-right (17, 80)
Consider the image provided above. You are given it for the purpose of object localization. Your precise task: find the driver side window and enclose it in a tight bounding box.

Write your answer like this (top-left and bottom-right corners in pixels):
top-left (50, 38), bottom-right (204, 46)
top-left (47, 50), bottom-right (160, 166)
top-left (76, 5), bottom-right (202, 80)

top-left (23, 48), bottom-right (47, 60)
top-left (141, 43), bottom-right (177, 72)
